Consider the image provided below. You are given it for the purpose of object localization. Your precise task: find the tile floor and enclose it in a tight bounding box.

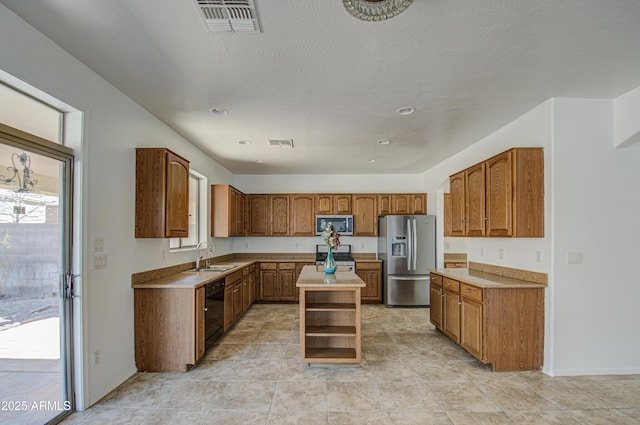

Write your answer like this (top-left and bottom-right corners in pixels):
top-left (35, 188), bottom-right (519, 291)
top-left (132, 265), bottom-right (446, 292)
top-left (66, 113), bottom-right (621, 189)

top-left (59, 304), bottom-right (639, 425)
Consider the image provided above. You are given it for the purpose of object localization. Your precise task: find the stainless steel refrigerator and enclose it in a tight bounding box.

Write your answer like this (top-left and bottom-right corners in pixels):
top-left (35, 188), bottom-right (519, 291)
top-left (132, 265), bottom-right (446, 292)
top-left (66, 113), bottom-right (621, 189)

top-left (378, 215), bottom-right (436, 307)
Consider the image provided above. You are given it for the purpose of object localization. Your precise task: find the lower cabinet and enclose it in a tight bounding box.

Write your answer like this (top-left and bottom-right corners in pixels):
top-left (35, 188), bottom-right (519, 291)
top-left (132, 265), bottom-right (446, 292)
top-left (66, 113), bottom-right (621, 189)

top-left (355, 261), bottom-right (382, 302)
top-left (278, 262), bottom-right (297, 301)
top-left (134, 286), bottom-right (205, 372)
top-left (258, 261), bottom-right (314, 302)
top-left (225, 270), bottom-right (244, 331)
top-left (429, 272), bottom-right (544, 371)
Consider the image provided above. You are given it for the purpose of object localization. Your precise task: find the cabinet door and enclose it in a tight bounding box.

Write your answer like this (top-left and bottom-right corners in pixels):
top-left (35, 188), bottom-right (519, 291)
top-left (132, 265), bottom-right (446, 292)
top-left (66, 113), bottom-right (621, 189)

top-left (353, 194), bottom-right (377, 236)
top-left (224, 284), bottom-right (234, 331)
top-left (412, 194), bottom-right (427, 215)
top-left (259, 269), bottom-right (278, 301)
top-left (460, 298), bottom-right (483, 359)
top-left (334, 194), bottom-right (352, 214)
top-left (443, 289), bottom-right (460, 342)
top-left (377, 194), bottom-right (392, 216)
top-left (278, 265), bottom-right (297, 301)
top-left (270, 194), bottom-right (290, 236)
top-left (165, 151), bottom-right (190, 237)
top-left (233, 281), bottom-right (243, 322)
top-left (443, 193), bottom-right (452, 237)
top-left (248, 195), bottom-right (269, 236)
top-left (429, 284), bottom-right (443, 330)
top-left (228, 186), bottom-right (238, 236)
top-left (290, 194), bottom-right (315, 236)
top-left (392, 194), bottom-right (410, 215)
top-left (249, 270), bottom-right (256, 305)
top-left (242, 275), bottom-right (251, 313)
top-left (195, 286), bottom-right (205, 361)
top-left (485, 151), bottom-right (513, 237)
top-left (449, 171), bottom-right (466, 236)
top-left (315, 194), bottom-right (333, 215)
top-left (465, 163), bottom-right (486, 236)
top-left (357, 270), bottom-right (381, 301)
top-left (234, 190), bottom-right (245, 236)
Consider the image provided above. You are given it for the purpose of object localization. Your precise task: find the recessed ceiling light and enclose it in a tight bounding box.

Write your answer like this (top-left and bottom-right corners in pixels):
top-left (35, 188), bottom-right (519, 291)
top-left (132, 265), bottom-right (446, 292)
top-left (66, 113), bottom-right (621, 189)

top-left (254, 159), bottom-right (264, 164)
top-left (376, 139), bottom-right (391, 145)
top-left (210, 108), bottom-right (229, 116)
top-left (368, 159), bottom-right (376, 163)
top-left (396, 106), bottom-right (415, 116)
top-left (238, 140), bottom-right (251, 145)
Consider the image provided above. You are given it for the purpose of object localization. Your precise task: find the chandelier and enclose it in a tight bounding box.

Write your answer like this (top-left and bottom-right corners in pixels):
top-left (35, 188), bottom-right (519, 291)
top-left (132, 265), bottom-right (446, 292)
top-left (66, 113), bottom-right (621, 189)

top-left (1, 151), bottom-right (38, 193)
top-left (343, 0), bottom-right (414, 22)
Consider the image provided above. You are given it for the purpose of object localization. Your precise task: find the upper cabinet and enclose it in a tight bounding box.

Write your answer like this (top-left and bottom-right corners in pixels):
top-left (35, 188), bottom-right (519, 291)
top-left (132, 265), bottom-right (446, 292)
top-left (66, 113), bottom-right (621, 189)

top-left (135, 148), bottom-right (189, 238)
top-left (247, 194), bottom-right (269, 236)
top-left (449, 148), bottom-right (544, 238)
top-left (377, 194), bottom-right (392, 216)
top-left (290, 194), bottom-right (315, 236)
top-left (394, 194), bottom-right (427, 215)
top-left (314, 194), bottom-right (352, 215)
top-left (270, 194), bottom-right (290, 236)
top-left (443, 193), bottom-right (452, 237)
top-left (211, 184), bottom-right (245, 237)
top-left (352, 194), bottom-right (377, 236)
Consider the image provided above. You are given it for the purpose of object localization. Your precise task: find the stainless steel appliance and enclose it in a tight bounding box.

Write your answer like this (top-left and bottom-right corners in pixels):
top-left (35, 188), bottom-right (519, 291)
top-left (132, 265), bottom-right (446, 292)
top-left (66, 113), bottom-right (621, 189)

top-left (378, 215), bottom-right (436, 306)
top-left (315, 215), bottom-right (354, 236)
top-left (315, 244), bottom-right (355, 270)
top-left (204, 279), bottom-right (225, 349)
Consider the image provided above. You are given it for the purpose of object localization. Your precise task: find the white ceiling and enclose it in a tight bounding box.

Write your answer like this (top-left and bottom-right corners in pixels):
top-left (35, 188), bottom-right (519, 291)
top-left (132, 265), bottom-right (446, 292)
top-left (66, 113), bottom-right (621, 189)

top-left (3, 0), bottom-right (640, 175)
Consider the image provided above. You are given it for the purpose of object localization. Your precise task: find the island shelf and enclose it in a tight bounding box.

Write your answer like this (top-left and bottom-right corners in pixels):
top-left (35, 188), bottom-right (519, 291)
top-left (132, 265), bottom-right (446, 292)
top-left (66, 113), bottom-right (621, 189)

top-left (296, 266), bottom-right (365, 364)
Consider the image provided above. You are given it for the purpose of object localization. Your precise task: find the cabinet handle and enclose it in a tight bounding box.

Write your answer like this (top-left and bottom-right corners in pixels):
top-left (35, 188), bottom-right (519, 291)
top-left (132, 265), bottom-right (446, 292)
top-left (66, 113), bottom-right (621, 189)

top-left (465, 289), bottom-right (472, 293)
top-left (484, 217), bottom-right (489, 221)
top-left (203, 307), bottom-right (208, 312)
top-left (458, 301), bottom-right (463, 305)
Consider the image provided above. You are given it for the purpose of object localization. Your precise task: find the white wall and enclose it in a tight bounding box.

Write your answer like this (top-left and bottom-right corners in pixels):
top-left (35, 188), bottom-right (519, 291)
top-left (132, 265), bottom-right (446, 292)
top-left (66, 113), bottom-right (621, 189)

top-left (613, 85), bottom-right (640, 148)
top-left (551, 97), bottom-right (640, 375)
top-left (0, 6), bottom-right (234, 408)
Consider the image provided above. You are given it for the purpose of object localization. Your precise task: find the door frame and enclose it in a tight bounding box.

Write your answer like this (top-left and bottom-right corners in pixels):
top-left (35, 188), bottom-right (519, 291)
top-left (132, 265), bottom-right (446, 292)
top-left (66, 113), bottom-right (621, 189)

top-left (0, 122), bottom-right (76, 421)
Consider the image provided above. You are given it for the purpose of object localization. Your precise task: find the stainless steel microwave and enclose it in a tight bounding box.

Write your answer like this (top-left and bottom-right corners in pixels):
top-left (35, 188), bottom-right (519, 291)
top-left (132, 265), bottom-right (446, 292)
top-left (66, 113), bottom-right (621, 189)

top-left (315, 215), bottom-right (354, 236)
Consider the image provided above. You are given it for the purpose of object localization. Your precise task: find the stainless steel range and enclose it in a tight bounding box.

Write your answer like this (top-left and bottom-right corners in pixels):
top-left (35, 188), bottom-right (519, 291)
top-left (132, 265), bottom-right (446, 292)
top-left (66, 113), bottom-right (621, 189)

top-left (315, 244), bottom-right (355, 270)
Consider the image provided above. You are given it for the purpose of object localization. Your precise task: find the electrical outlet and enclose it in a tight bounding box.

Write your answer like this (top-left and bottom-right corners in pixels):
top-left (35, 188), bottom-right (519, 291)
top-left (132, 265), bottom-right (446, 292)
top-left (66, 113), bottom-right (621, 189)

top-left (93, 255), bottom-right (107, 269)
top-left (480, 248), bottom-right (484, 257)
top-left (499, 249), bottom-right (505, 260)
top-left (536, 251), bottom-right (542, 263)
top-left (93, 238), bottom-right (104, 252)
top-left (93, 351), bottom-right (100, 367)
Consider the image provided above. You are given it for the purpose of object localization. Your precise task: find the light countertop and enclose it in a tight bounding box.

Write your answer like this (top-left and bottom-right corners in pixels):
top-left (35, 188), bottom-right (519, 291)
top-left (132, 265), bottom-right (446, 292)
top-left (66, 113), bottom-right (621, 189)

top-left (296, 265), bottom-right (365, 288)
top-left (429, 267), bottom-right (547, 289)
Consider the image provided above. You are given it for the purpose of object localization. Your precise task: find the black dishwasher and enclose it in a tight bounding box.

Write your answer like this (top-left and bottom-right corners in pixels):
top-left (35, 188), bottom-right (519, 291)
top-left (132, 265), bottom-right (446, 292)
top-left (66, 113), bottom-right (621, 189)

top-left (204, 279), bottom-right (225, 349)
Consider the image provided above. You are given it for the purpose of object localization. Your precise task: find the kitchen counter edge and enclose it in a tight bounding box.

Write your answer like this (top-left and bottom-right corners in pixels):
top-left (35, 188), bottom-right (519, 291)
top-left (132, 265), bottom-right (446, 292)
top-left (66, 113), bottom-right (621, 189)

top-left (429, 268), bottom-right (548, 289)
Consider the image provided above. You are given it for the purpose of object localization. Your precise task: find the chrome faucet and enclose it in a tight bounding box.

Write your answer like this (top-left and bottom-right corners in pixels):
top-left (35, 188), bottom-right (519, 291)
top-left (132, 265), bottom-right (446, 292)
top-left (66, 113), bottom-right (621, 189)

top-left (195, 241), bottom-right (208, 271)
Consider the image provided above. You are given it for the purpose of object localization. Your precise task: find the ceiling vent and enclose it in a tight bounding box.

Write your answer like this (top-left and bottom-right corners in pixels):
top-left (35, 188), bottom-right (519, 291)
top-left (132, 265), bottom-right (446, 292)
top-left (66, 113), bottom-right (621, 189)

top-left (268, 139), bottom-right (294, 148)
top-left (193, 0), bottom-right (261, 33)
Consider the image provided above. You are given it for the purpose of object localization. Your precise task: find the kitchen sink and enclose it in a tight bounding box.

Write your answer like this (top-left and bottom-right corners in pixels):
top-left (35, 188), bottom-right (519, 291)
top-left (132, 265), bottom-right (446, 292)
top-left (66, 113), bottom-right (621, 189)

top-left (185, 265), bottom-right (237, 273)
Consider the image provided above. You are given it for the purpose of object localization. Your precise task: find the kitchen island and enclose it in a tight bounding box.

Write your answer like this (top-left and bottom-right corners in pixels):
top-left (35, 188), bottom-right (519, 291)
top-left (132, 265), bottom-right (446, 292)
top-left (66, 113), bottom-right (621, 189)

top-left (296, 266), bottom-right (366, 365)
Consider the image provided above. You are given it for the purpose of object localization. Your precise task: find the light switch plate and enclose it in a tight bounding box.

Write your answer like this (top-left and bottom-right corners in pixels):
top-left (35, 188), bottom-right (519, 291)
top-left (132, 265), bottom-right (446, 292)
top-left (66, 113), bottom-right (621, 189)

top-left (94, 255), bottom-right (108, 269)
top-left (566, 251), bottom-right (584, 264)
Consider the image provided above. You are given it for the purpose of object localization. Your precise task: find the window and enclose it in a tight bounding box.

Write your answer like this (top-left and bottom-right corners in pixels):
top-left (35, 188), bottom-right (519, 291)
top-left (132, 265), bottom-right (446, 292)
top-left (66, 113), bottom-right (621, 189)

top-left (170, 170), bottom-right (206, 249)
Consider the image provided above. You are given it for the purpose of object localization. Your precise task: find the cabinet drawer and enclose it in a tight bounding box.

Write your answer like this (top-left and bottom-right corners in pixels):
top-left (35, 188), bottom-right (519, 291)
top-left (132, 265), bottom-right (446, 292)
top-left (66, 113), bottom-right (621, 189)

top-left (226, 270), bottom-right (243, 284)
top-left (443, 277), bottom-right (460, 293)
top-left (279, 262), bottom-right (296, 270)
top-left (430, 274), bottom-right (443, 285)
top-left (460, 283), bottom-right (482, 302)
top-left (260, 263), bottom-right (277, 270)
top-left (356, 261), bottom-right (381, 271)
top-left (249, 264), bottom-right (256, 273)
top-left (242, 267), bottom-right (249, 276)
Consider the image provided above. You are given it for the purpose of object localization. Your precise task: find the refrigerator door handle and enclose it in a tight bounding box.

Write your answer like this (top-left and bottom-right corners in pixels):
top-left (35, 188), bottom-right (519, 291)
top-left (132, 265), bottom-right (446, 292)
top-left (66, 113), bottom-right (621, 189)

top-left (406, 218), bottom-right (412, 270)
top-left (412, 218), bottom-right (418, 270)
top-left (389, 276), bottom-right (430, 281)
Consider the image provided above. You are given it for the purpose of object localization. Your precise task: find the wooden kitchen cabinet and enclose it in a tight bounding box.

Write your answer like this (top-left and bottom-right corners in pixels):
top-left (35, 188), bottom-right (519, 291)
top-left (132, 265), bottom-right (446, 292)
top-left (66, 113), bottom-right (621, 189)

top-left (352, 194), bottom-right (377, 236)
top-left (224, 270), bottom-right (244, 329)
top-left (448, 148), bottom-right (544, 238)
top-left (224, 281), bottom-right (233, 331)
top-left (430, 271), bottom-right (544, 371)
top-left (429, 274), bottom-right (443, 330)
top-left (449, 171), bottom-right (466, 237)
top-left (134, 285), bottom-right (205, 372)
top-left (443, 193), bottom-right (452, 237)
top-left (242, 267), bottom-right (251, 313)
top-left (290, 194), bottom-right (315, 236)
top-left (135, 148), bottom-right (190, 238)
top-left (465, 163), bottom-right (486, 237)
top-left (377, 194), bottom-right (392, 216)
top-left (391, 194), bottom-right (427, 215)
top-left (334, 194), bottom-right (352, 214)
top-left (259, 263), bottom-right (278, 301)
top-left (442, 278), bottom-right (461, 342)
top-left (270, 194), bottom-right (290, 236)
top-left (249, 264), bottom-right (257, 305)
top-left (355, 261), bottom-right (382, 302)
top-left (315, 194), bottom-right (333, 215)
top-left (278, 262), bottom-right (297, 301)
top-left (211, 184), bottom-right (245, 237)
top-left (247, 194), bottom-right (269, 236)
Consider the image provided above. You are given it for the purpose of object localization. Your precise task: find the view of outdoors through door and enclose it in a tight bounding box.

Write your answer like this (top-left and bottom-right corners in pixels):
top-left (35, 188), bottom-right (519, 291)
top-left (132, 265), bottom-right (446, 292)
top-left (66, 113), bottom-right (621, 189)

top-left (0, 83), bottom-right (74, 424)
